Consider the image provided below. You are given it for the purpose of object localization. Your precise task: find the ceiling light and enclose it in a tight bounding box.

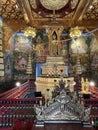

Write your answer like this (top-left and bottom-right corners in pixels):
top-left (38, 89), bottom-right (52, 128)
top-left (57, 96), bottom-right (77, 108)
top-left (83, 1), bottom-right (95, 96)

top-left (65, 11), bottom-right (68, 14)
top-left (15, 4), bottom-right (19, 8)
top-left (24, 26), bottom-right (36, 38)
top-left (89, 5), bottom-right (93, 9)
top-left (69, 26), bottom-right (82, 38)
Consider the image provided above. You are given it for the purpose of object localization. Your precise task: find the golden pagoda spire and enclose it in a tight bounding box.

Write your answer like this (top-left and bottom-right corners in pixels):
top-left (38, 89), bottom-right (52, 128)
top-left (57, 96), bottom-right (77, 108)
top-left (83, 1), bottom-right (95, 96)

top-left (26, 52), bottom-right (32, 76)
top-left (76, 55), bottom-right (82, 75)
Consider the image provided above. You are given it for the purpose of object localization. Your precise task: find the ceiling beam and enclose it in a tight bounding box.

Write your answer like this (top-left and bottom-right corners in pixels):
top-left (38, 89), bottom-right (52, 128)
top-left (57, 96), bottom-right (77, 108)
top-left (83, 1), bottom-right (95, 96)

top-left (71, 0), bottom-right (93, 26)
top-left (17, 0), bottom-right (29, 23)
top-left (78, 0), bottom-right (93, 21)
top-left (31, 18), bottom-right (98, 29)
top-left (81, 19), bottom-right (98, 29)
top-left (17, 0), bottom-right (29, 24)
top-left (17, 0), bottom-right (34, 26)
top-left (17, 0), bottom-right (97, 29)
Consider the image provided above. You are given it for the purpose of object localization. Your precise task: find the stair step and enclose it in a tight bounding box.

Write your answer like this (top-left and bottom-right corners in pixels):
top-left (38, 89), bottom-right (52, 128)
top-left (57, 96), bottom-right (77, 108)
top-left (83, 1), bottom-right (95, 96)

top-left (82, 121), bottom-right (92, 127)
top-left (35, 121), bottom-right (44, 127)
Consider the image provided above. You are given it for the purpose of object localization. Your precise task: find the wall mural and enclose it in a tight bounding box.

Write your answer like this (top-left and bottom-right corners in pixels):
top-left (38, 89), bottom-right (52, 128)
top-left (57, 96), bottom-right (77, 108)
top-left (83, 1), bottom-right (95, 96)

top-left (90, 36), bottom-right (98, 83)
top-left (3, 28), bottom-right (98, 83)
top-left (4, 31), bottom-right (48, 80)
top-left (9, 32), bottom-right (32, 80)
top-left (34, 29), bottom-right (68, 62)
top-left (10, 32), bottom-right (32, 52)
top-left (4, 53), bottom-right (13, 81)
top-left (69, 36), bottom-right (87, 74)
top-left (34, 30), bottom-right (49, 63)
top-left (70, 36), bottom-right (88, 54)
top-left (69, 34), bottom-right (98, 83)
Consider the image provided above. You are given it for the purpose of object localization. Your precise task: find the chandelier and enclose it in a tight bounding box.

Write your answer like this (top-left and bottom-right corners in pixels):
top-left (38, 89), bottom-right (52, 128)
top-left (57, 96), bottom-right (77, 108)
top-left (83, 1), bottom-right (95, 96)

top-left (69, 26), bottom-right (82, 38)
top-left (24, 26), bottom-right (36, 38)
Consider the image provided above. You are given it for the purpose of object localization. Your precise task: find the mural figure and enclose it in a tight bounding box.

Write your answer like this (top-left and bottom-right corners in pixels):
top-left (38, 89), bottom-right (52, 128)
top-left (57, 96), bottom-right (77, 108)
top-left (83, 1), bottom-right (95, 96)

top-left (10, 32), bottom-right (32, 52)
top-left (70, 37), bottom-right (88, 54)
top-left (4, 54), bottom-right (12, 80)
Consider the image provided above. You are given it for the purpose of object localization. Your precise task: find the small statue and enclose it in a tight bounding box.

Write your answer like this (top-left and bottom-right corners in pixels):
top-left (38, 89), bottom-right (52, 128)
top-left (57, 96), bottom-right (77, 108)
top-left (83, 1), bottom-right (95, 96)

top-left (81, 77), bottom-right (89, 94)
top-left (59, 79), bottom-right (65, 89)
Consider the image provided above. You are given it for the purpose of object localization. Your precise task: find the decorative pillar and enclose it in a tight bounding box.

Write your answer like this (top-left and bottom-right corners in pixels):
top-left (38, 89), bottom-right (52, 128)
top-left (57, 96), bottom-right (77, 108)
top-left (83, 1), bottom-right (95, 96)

top-left (0, 16), bottom-right (4, 78)
top-left (24, 26), bottom-right (36, 78)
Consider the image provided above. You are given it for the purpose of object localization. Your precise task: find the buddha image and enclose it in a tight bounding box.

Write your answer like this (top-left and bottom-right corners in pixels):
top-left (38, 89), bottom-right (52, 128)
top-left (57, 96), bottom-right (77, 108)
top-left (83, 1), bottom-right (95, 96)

top-left (70, 36), bottom-right (88, 54)
top-left (50, 31), bottom-right (61, 56)
top-left (10, 33), bottom-right (32, 52)
top-left (90, 37), bottom-right (98, 53)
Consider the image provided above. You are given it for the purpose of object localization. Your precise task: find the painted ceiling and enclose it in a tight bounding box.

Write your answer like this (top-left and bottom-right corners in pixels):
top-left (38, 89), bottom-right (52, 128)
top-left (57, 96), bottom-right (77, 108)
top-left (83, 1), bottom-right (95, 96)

top-left (0, 0), bottom-right (98, 29)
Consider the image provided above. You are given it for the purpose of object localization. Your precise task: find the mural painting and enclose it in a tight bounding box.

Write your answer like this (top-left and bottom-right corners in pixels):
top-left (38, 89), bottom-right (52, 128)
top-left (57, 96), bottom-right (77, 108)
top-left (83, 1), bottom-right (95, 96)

top-left (9, 32), bottom-right (33, 80)
top-left (4, 53), bottom-right (13, 81)
top-left (68, 34), bottom-right (98, 81)
top-left (3, 28), bottom-right (98, 82)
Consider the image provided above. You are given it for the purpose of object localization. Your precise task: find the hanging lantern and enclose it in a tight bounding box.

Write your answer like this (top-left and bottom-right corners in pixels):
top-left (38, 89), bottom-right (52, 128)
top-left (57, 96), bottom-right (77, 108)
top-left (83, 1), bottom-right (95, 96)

top-left (69, 26), bottom-right (82, 38)
top-left (24, 26), bottom-right (36, 38)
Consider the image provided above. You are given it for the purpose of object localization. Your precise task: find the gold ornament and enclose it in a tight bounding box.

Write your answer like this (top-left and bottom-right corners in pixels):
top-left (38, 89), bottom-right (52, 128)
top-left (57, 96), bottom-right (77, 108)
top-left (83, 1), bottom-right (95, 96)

top-left (24, 26), bottom-right (36, 38)
top-left (70, 26), bottom-right (82, 38)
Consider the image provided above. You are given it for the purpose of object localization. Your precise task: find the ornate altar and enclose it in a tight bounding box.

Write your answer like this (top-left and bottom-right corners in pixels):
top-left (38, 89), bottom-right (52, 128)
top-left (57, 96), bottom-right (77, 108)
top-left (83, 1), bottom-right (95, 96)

top-left (35, 24), bottom-right (91, 100)
top-left (35, 56), bottom-right (74, 99)
top-left (35, 24), bottom-right (70, 99)
top-left (41, 56), bottom-right (66, 76)
top-left (34, 89), bottom-right (91, 124)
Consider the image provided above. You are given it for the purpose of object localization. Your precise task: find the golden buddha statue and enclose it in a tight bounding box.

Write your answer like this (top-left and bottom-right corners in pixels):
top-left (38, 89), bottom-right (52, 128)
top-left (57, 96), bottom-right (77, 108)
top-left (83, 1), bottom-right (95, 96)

top-left (81, 77), bottom-right (89, 94)
top-left (50, 32), bottom-right (58, 56)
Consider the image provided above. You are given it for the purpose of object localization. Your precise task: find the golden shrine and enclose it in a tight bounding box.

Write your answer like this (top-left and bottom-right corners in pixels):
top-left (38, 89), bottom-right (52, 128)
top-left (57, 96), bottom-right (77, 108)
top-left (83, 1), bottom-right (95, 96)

top-left (35, 24), bottom-right (75, 99)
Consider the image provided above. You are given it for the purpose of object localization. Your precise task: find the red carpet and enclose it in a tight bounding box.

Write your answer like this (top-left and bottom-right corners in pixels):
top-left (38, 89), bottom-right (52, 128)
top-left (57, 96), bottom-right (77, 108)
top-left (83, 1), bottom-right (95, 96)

top-left (12, 121), bottom-right (33, 130)
top-left (0, 128), bottom-right (11, 130)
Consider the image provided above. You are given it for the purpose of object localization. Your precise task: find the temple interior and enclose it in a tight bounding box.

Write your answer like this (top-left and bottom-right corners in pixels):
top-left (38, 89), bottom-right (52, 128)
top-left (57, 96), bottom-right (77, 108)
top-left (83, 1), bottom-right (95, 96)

top-left (0, 0), bottom-right (98, 130)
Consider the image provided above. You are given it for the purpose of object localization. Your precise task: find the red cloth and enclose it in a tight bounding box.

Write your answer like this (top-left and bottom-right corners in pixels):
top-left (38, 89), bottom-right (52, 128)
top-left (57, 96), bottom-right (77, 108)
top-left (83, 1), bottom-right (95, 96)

top-left (12, 120), bottom-right (25, 130)
top-left (26, 122), bottom-right (33, 130)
